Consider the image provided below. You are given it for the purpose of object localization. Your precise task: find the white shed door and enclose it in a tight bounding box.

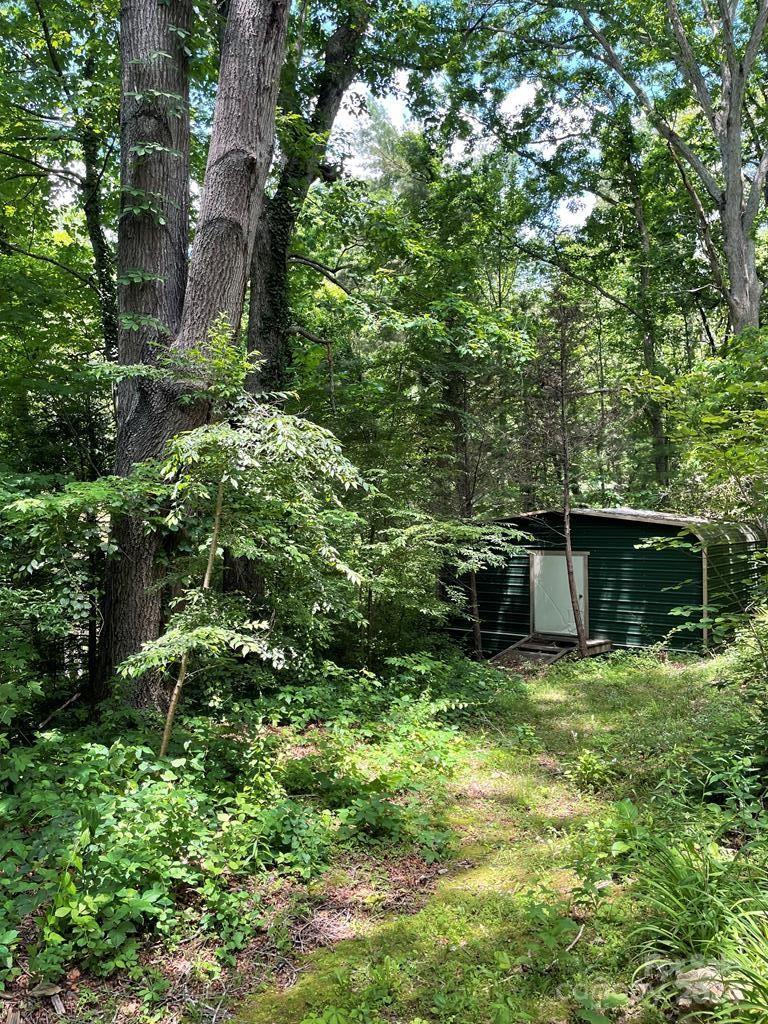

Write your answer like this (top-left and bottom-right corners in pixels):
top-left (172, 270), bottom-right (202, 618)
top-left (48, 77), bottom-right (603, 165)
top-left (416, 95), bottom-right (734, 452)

top-left (531, 552), bottom-right (587, 636)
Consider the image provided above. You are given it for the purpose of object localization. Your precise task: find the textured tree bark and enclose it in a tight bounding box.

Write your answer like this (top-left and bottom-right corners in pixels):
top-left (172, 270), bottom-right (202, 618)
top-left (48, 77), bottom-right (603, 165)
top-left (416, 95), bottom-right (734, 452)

top-left (716, 16), bottom-right (765, 335)
top-left (101, 0), bottom-right (193, 701)
top-left (248, 197), bottom-right (296, 391)
top-left (231, 12), bottom-right (365, 600)
top-left (722, 214), bottom-right (763, 334)
top-left (103, 0), bottom-right (289, 705)
top-left (114, 0), bottom-right (194, 475)
top-left (247, 15), bottom-right (367, 390)
top-left (178, 0), bottom-right (289, 351)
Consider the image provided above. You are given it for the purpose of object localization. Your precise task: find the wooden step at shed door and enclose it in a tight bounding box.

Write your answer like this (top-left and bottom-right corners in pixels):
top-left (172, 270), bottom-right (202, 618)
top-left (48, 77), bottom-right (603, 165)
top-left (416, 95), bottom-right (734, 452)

top-left (490, 633), bottom-right (578, 667)
top-left (490, 633), bottom-right (612, 668)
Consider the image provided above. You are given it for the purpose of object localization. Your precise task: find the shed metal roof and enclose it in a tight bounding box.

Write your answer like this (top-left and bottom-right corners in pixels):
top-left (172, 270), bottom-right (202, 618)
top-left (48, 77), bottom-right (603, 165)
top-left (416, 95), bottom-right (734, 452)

top-left (517, 506), bottom-right (765, 546)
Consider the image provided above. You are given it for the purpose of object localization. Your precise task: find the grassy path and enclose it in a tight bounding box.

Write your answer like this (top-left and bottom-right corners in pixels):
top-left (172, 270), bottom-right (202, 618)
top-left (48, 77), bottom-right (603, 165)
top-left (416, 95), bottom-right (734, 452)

top-left (235, 655), bottom-right (720, 1024)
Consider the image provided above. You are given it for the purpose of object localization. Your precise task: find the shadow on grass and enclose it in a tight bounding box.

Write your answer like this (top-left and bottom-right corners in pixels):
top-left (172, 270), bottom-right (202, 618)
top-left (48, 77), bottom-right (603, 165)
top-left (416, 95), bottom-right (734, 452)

top-left (233, 654), bottom-right (722, 1024)
top-left (235, 756), bottom-right (599, 1021)
top-left (235, 861), bottom-right (584, 1024)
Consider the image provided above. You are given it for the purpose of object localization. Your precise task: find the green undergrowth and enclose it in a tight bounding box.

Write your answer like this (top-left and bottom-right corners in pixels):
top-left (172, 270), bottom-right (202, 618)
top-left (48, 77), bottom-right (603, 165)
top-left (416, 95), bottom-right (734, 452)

top-left (236, 649), bottom-right (768, 1024)
top-left (0, 652), bottom-right (511, 989)
top-left (6, 643), bottom-right (768, 1024)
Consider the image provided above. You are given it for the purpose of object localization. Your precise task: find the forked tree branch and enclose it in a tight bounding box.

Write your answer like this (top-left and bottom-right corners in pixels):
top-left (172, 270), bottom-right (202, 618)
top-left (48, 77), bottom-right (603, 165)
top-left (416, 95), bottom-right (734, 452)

top-left (573, 2), bottom-right (722, 202)
top-left (288, 253), bottom-right (354, 294)
top-left (665, 0), bottom-right (720, 132)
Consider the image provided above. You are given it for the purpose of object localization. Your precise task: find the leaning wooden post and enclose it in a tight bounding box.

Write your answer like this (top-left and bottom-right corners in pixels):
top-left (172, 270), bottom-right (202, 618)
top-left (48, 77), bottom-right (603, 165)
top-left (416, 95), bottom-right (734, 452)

top-left (559, 315), bottom-right (589, 658)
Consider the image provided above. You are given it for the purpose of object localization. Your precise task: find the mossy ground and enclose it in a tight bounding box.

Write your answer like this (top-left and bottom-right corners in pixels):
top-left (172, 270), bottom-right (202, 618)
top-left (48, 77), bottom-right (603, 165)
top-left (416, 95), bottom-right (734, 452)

top-left (235, 652), bottom-right (725, 1024)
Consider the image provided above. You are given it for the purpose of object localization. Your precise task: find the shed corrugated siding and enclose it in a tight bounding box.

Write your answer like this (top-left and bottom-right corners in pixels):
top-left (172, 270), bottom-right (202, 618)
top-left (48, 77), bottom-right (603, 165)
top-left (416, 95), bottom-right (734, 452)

top-left (450, 513), bottom-right (704, 654)
top-left (707, 538), bottom-right (764, 619)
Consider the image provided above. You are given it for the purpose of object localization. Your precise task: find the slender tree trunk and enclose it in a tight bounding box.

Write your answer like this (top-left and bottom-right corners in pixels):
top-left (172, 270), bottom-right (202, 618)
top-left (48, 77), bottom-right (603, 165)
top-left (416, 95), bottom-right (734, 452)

top-left (247, 195), bottom-right (297, 390)
top-left (30, 10), bottom-right (119, 362)
top-left (159, 478), bottom-right (225, 756)
top-left (78, 52), bottom-right (117, 362)
top-left (80, 123), bottom-right (118, 361)
top-left (558, 318), bottom-right (588, 657)
top-left (595, 318), bottom-right (607, 501)
top-left (467, 571), bottom-right (484, 659)
top-left (638, 322), bottom-right (669, 486)
top-left (442, 364), bottom-right (484, 659)
top-left (562, 489), bottom-right (588, 658)
top-left (623, 126), bottom-right (670, 487)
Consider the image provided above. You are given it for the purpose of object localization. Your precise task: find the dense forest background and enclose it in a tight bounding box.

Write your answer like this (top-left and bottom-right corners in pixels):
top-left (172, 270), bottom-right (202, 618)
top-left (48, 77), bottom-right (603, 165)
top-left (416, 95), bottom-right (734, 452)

top-left (2, 0), bottom-right (768, 1019)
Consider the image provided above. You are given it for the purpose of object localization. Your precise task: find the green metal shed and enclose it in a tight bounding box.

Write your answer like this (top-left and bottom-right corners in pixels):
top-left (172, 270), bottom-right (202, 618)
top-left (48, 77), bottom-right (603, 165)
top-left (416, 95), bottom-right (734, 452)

top-left (455, 507), bottom-right (766, 655)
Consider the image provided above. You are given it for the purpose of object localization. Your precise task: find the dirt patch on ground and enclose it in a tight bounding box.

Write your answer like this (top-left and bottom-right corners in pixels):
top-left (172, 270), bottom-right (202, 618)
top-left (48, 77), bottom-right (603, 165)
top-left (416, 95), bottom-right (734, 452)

top-left (5, 853), bottom-right (447, 1024)
top-left (489, 650), bottom-right (544, 672)
top-left (535, 753), bottom-right (563, 775)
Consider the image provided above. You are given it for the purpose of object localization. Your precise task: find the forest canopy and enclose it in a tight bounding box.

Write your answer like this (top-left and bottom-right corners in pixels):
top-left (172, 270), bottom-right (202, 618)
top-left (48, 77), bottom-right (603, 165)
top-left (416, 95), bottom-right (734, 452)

top-left (2, 0), bottom-right (768, 1019)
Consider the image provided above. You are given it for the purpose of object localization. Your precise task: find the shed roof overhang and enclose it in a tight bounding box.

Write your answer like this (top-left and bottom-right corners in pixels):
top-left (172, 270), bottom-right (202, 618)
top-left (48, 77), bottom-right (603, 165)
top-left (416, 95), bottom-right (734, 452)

top-left (515, 507), bottom-right (764, 546)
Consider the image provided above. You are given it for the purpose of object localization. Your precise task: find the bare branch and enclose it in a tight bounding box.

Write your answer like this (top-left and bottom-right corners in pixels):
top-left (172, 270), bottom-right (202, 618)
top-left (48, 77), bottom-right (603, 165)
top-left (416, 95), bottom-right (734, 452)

top-left (469, 108), bottom-right (620, 206)
top-left (0, 241), bottom-right (99, 290)
top-left (38, 690), bottom-right (82, 729)
top-left (0, 171), bottom-right (49, 184)
top-left (6, 100), bottom-right (73, 124)
top-left (665, 0), bottom-right (719, 131)
top-left (0, 148), bottom-right (83, 183)
top-left (288, 253), bottom-right (354, 294)
top-left (95, 138), bottom-right (117, 186)
top-left (289, 323), bottom-right (331, 346)
top-left (508, 236), bottom-right (644, 319)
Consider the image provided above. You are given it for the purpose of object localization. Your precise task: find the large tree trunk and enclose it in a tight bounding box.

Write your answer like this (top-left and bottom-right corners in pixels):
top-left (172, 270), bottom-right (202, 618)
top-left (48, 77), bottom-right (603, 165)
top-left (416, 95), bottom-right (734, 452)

top-left (103, 0), bottom-right (289, 704)
top-left (247, 194), bottom-right (297, 391)
top-left (722, 209), bottom-right (763, 334)
top-left (719, 50), bottom-right (763, 335)
top-left (177, 0), bottom-right (288, 349)
top-left (101, 0), bottom-right (193, 695)
top-left (235, 13), bottom-right (366, 600)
